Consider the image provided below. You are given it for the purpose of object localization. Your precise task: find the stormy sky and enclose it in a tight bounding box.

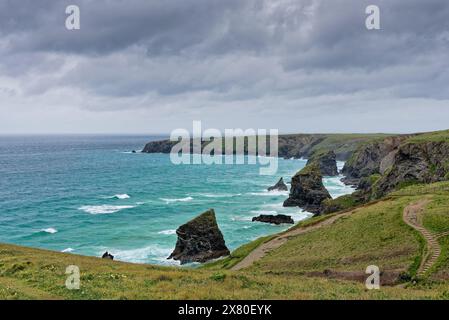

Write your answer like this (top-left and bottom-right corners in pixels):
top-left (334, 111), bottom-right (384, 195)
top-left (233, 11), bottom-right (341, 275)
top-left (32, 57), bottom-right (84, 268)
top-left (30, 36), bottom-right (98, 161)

top-left (0, 0), bottom-right (448, 134)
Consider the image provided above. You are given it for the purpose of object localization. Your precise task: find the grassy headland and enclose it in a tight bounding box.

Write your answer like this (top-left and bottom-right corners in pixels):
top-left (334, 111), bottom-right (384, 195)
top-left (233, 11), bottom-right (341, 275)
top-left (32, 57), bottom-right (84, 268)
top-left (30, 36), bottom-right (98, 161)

top-left (2, 181), bottom-right (449, 299)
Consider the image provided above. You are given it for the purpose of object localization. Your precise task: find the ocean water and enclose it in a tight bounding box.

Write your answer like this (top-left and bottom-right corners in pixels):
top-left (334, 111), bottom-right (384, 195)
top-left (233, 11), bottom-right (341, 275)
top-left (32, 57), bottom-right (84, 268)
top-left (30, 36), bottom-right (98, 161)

top-left (0, 135), bottom-right (354, 265)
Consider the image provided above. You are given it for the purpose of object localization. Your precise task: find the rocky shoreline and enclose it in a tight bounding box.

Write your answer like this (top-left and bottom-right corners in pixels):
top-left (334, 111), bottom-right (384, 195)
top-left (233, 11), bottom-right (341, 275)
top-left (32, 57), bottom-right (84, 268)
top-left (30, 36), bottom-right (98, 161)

top-left (155, 130), bottom-right (449, 264)
top-left (142, 133), bottom-right (389, 161)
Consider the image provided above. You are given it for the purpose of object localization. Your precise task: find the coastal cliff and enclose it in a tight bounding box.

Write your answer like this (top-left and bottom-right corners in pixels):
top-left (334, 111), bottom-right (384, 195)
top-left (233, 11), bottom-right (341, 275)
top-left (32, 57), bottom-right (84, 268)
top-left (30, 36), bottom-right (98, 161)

top-left (339, 130), bottom-right (449, 201)
top-left (142, 133), bottom-right (390, 161)
top-left (372, 140), bottom-right (449, 198)
top-left (341, 135), bottom-right (412, 185)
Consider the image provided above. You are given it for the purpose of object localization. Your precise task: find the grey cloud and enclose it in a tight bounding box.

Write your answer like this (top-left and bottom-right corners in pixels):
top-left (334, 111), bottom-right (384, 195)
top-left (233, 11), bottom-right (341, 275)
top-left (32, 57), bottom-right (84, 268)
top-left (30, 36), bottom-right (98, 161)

top-left (0, 0), bottom-right (448, 134)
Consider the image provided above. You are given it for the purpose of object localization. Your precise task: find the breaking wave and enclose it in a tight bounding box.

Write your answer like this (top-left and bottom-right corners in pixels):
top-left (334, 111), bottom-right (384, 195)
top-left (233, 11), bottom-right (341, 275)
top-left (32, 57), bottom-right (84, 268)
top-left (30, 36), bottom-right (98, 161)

top-left (78, 205), bottom-right (135, 215)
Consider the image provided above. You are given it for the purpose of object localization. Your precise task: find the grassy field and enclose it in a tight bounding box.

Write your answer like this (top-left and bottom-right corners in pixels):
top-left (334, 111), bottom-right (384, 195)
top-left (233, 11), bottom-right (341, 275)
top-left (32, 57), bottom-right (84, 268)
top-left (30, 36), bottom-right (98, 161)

top-left (245, 198), bottom-right (422, 275)
top-left (406, 129), bottom-right (449, 143)
top-left (2, 181), bottom-right (449, 299)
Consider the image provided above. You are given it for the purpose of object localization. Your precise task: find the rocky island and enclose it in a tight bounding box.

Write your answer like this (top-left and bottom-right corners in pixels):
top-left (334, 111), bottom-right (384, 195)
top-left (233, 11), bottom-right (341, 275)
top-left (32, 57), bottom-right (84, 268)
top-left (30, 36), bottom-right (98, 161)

top-left (283, 163), bottom-right (331, 214)
top-left (267, 177), bottom-right (288, 191)
top-left (168, 209), bottom-right (230, 264)
top-left (252, 214), bottom-right (294, 225)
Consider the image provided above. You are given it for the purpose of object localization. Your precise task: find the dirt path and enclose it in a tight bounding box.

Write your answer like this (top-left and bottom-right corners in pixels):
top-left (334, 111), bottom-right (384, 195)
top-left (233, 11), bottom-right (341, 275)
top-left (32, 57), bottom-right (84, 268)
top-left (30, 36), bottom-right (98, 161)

top-left (232, 199), bottom-right (440, 277)
top-left (0, 276), bottom-right (61, 300)
top-left (231, 211), bottom-right (352, 271)
top-left (402, 199), bottom-right (439, 277)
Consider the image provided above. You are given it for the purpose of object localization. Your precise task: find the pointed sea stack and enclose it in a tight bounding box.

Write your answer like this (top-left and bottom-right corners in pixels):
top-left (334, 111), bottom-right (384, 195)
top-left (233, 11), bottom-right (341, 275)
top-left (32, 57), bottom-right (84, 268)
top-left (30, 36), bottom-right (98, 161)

top-left (168, 209), bottom-right (230, 264)
top-left (267, 177), bottom-right (288, 191)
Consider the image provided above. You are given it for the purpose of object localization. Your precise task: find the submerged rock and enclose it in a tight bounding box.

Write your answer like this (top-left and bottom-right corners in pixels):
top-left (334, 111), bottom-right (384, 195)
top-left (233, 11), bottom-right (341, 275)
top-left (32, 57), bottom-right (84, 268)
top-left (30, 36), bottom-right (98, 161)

top-left (102, 252), bottom-right (114, 260)
top-left (267, 177), bottom-right (288, 191)
top-left (306, 150), bottom-right (338, 176)
top-left (168, 209), bottom-right (230, 264)
top-left (283, 163), bottom-right (331, 214)
top-left (252, 214), bottom-right (294, 225)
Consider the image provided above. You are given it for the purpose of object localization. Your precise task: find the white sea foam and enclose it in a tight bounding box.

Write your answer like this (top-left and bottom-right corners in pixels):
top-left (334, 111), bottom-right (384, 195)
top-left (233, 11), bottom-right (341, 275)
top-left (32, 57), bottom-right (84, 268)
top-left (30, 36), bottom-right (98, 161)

top-left (290, 211), bottom-right (313, 222)
top-left (41, 228), bottom-right (58, 234)
top-left (323, 175), bottom-right (356, 199)
top-left (113, 194), bottom-right (130, 199)
top-left (263, 202), bottom-right (284, 209)
top-left (79, 205), bottom-right (135, 214)
top-left (103, 245), bottom-right (178, 265)
top-left (248, 190), bottom-right (289, 196)
top-left (62, 248), bottom-right (74, 253)
top-left (160, 196), bottom-right (193, 204)
top-left (231, 216), bottom-right (253, 222)
top-left (158, 229), bottom-right (177, 235)
top-left (195, 193), bottom-right (241, 198)
top-left (250, 210), bottom-right (278, 215)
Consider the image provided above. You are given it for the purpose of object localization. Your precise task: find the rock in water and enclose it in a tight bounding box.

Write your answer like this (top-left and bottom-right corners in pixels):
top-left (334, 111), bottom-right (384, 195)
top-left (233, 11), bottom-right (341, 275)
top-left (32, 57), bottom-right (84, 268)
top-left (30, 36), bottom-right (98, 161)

top-left (306, 150), bottom-right (338, 176)
top-left (102, 251), bottom-right (114, 260)
top-left (168, 209), bottom-right (230, 264)
top-left (267, 177), bottom-right (288, 191)
top-left (252, 214), bottom-right (294, 225)
top-left (283, 163), bottom-right (331, 214)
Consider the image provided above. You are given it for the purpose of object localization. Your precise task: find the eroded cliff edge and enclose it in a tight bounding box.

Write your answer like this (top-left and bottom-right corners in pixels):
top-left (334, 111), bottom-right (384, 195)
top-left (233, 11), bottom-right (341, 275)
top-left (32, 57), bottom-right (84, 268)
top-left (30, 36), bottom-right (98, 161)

top-left (142, 133), bottom-right (390, 161)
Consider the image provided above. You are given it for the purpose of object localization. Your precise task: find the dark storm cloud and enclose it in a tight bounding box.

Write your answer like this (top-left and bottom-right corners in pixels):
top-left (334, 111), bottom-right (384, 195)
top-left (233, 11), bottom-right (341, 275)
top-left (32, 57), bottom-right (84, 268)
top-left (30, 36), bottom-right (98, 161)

top-left (0, 0), bottom-right (448, 133)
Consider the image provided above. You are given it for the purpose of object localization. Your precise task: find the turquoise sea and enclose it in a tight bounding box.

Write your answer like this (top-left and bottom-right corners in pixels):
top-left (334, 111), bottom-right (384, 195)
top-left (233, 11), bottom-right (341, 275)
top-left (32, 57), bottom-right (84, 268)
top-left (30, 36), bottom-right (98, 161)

top-left (0, 135), bottom-right (354, 265)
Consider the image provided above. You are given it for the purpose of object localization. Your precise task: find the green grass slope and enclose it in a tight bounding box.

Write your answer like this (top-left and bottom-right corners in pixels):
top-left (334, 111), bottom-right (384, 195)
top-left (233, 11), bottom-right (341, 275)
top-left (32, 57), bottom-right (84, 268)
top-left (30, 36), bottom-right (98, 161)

top-left (2, 181), bottom-right (449, 299)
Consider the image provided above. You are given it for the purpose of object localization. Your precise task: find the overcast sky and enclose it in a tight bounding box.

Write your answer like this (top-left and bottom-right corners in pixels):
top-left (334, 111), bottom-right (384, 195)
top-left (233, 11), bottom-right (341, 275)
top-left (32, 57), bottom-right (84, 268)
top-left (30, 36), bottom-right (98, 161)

top-left (0, 0), bottom-right (448, 134)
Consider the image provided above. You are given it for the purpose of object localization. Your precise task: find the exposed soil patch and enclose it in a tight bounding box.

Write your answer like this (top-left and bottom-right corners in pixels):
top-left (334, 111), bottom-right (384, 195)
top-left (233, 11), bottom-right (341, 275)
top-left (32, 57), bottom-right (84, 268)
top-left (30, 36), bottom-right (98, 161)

top-left (306, 269), bottom-right (405, 286)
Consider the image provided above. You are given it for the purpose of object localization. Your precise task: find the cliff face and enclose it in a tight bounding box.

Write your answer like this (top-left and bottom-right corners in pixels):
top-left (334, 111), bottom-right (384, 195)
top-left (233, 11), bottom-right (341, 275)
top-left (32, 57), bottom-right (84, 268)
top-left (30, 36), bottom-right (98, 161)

top-left (339, 131), bottom-right (449, 200)
top-left (372, 141), bottom-right (449, 198)
top-left (283, 163), bottom-right (331, 214)
top-left (341, 135), bottom-right (411, 185)
top-left (142, 133), bottom-right (389, 161)
top-left (142, 140), bottom-right (177, 153)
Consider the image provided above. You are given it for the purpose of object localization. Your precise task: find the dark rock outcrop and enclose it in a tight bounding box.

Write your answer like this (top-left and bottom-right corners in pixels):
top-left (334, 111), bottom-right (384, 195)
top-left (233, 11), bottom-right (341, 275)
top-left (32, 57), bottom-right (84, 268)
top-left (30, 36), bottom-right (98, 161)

top-left (306, 150), bottom-right (338, 176)
top-left (102, 252), bottom-right (114, 260)
top-left (283, 163), bottom-right (331, 214)
top-left (168, 209), bottom-right (230, 264)
top-left (372, 141), bottom-right (449, 198)
top-left (252, 214), bottom-right (294, 225)
top-left (341, 135), bottom-right (411, 186)
top-left (267, 177), bottom-right (288, 191)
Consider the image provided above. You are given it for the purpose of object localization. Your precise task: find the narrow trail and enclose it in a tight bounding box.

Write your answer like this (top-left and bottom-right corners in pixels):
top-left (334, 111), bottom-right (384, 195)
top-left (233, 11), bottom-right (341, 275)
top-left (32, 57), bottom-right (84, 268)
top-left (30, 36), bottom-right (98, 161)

top-left (232, 198), bottom-right (443, 277)
top-left (231, 211), bottom-right (352, 271)
top-left (402, 199), bottom-right (439, 277)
